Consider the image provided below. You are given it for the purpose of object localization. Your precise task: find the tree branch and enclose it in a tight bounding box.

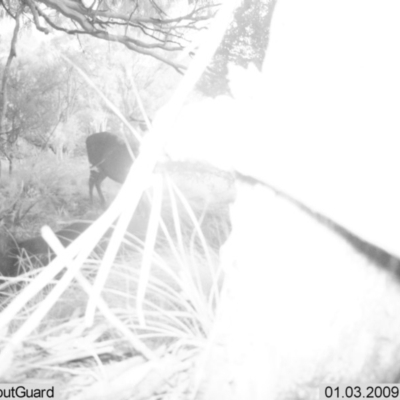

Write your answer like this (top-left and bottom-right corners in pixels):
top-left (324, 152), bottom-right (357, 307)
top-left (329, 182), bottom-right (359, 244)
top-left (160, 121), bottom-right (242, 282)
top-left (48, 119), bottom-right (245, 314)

top-left (25, 0), bottom-right (50, 34)
top-left (27, 0), bottom-right (216, 69)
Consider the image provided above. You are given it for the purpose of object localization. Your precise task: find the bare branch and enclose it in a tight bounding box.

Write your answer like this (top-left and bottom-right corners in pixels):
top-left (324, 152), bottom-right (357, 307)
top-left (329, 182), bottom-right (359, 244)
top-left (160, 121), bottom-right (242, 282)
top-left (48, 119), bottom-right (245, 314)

top-left (38, 0), bottom-right (96, 32)
top-left (0, 0), bottom-right (16, 18)
top-left (25, 0), bottom-right (50, 34)
top-left (3, 0), bottom-right (218, 69)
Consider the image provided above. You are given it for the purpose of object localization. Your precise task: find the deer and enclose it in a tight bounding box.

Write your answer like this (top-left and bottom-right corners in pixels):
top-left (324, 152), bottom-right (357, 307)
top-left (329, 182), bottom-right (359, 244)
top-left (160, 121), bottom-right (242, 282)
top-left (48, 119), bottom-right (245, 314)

top-left (0, 221), bottom-right (93, 278)
top-left (86, 132), bottom-right (140, 206)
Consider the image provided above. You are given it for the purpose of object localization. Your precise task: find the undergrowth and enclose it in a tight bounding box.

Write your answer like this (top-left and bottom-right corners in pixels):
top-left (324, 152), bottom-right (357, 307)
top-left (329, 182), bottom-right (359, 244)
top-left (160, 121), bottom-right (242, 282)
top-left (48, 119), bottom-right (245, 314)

top-left (0, 153), bottom-right (92, 238)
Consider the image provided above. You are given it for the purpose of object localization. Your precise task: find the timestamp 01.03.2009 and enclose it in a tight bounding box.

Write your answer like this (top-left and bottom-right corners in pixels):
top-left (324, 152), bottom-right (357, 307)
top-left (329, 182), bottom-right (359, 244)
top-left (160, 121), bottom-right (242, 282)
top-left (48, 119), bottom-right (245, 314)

top-left (320, 385), bottom-right (400, 399)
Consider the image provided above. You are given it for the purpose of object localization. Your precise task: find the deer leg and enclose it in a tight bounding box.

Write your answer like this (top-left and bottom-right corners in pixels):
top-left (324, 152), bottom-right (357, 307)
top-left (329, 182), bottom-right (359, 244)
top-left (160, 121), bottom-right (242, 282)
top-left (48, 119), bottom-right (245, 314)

top-left (89, 172), bottom-right (95, 204)
top-left (89, 167), bottom-right (106, 206)
top-left (95, 180), bottom-right (106, 207)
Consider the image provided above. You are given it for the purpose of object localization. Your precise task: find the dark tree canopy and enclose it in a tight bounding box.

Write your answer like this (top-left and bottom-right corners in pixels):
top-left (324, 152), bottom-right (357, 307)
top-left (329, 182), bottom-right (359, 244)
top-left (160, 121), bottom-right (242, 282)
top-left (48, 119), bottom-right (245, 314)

top-left (0, 0), bottom-right (217, 72)
top-left (198, 0), bottom-right (275, 97)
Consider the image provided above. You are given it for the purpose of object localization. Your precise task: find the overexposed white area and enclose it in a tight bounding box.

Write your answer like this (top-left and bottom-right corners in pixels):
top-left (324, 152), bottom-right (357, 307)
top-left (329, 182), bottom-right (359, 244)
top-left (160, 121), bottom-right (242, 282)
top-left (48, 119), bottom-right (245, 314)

top-left (202, 181), bottom-right (400, 399)
top-left (167, 96), bottom-right (237, 169)
top-left (199, 179), bottom-right (400, 400)
top-left (169, 0), bottom-right (400, 256)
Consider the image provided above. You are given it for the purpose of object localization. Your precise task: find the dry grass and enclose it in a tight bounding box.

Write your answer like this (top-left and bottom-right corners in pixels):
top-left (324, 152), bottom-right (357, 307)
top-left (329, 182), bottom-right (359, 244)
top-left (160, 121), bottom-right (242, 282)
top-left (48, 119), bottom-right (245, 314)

top-left (0, 199), bottom-right (228, 400)
top-left (0, 160), bottom-right (233, 400)
top-left (0, 154), bottom-right (90, 239)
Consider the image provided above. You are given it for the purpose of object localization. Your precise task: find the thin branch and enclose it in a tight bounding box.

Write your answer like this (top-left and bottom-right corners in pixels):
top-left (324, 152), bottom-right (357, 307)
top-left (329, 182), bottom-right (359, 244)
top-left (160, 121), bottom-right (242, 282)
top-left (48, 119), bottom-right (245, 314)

top-left (3, 0), bottom-right (216, 71)
top-left (35, 7), bottom-right (87, 34)
top-left (0, 0), bottom-right (15, 18)
top-left (148, 0), bottom-right (166, 17)
top-left (90, 5), bottom-right (217, 26)
top-left (25, 0), bottom-right (50, 34)
top-left (90, 31), bottom-right (187, 73)
top-left (38, 0), bottom-right (96, 32)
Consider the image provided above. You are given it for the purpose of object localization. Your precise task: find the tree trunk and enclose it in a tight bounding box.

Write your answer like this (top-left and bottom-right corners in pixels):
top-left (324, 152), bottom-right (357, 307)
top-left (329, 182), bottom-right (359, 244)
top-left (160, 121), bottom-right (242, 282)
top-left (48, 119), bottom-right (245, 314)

top-left (0, 8), bottom-right (21, 178)
top-left (7, 153), bottom-right (13, 175)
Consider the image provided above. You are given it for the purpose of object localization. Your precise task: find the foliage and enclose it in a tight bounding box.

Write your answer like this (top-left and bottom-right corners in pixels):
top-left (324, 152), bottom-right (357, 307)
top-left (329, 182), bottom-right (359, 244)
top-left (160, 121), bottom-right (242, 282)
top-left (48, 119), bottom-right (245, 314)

top-left (0, 18), bottom-right (181, 164)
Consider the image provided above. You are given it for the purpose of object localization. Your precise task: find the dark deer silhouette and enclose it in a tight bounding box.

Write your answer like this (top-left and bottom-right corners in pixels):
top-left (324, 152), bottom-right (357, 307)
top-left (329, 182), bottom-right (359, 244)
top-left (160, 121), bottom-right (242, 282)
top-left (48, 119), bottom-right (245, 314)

top-left (0, 221), bottom-right (92, 278)
top-left (86, 132), bottom-right (139, 205)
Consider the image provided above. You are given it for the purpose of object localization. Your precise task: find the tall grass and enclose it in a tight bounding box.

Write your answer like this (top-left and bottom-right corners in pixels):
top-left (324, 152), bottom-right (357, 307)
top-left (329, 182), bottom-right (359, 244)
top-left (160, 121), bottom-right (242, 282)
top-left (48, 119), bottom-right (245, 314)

top-left (0, 153), bottom-right (90, 237)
